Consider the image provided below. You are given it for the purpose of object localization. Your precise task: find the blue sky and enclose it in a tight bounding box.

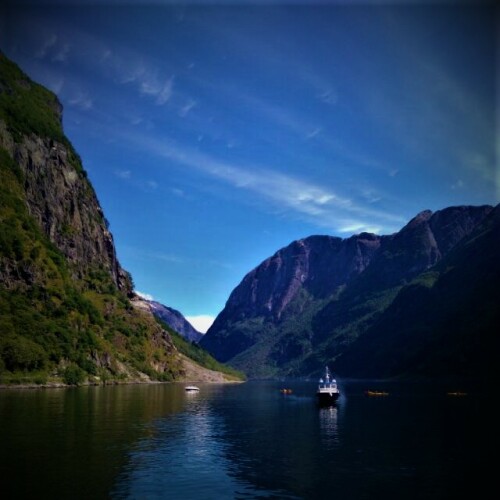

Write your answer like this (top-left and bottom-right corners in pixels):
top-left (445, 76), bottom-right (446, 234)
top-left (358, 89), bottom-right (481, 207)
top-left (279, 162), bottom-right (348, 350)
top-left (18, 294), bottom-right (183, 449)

top-left (1, 1), bottom-right (497, 332)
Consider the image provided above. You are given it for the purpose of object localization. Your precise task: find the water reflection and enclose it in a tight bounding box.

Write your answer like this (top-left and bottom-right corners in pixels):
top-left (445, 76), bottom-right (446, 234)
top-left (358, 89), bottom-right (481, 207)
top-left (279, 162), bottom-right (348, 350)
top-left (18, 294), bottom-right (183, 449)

top-left (318, 405), bottom-right (339, 448)
top-left (0, 384), bottom-right (188, 499)
top-left (1, 380), bottom-right (487, 499)
top-left (112, 385), bottom-right (293, 499)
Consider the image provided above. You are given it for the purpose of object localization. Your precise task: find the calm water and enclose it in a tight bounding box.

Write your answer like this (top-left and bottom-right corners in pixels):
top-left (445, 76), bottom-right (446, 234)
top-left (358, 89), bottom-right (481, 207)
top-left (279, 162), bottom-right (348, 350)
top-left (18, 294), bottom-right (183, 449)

top-left (0, 380), bottom-right (487, 499)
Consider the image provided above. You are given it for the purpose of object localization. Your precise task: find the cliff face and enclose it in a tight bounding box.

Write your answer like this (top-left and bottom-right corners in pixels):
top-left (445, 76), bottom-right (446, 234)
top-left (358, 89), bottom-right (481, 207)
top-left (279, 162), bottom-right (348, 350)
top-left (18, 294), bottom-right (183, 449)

top-left (0, 121), bottom-right (129, 293)
top-left (211, 233), bottom-right (382, 332)
top-left (201, 204), bottom-right (494, 378)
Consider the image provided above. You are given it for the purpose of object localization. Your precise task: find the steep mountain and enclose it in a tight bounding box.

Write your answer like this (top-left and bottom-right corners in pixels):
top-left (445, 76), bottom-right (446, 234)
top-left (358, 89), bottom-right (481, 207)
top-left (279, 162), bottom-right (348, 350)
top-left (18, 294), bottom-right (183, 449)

top-left (0, 53), bottom-right (240, 385)
top-left (134, 298), bottom-right (203, 343)
top-left (333, 204), bottom-right (500, 382)
top-left (201, 204), bottom-right (494, 378)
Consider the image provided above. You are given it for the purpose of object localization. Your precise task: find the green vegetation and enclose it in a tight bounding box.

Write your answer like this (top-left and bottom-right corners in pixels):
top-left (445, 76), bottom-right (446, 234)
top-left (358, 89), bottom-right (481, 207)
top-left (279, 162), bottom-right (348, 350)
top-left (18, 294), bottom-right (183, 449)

top-left (0, 52), bottom-right (84, 175)
top-left (0, 51), bottom-right (241, 386)
top-left (62, 365), bottom-right (85, 386)
top-left (162, 320), bottom-right (245, 381)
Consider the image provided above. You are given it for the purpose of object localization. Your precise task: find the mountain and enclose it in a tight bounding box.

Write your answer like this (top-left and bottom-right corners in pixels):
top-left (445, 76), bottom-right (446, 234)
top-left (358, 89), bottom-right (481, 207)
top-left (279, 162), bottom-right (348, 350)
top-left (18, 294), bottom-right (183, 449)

top-left (201, 204), bottom-right (496, 379)
top-left (0, 53), bottom-right (240, 385)
top-left (333, 204), bottom-right (500, 382)
top-left (134, 297), bottom-right (203, 343)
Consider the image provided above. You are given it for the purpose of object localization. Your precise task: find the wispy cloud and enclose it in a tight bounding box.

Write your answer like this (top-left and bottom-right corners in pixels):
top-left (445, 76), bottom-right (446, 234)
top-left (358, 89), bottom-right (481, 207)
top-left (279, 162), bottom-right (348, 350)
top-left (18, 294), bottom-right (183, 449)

top-left (35, 32), bottom-right (70, 63)
top-left (125, 67), bottom-right (174, 106)
top-left (128, 133), bottom-right (405, 234)
top-left (127, 247), bottom-right (231, 270)
top-left (155, 77), bottom-right (174, 105)
top-left (115, 169), bottom-right (131, 179)
top-left (179, 99), bottom-right (197, 117)
top-left (68, 91), bottom-right (93, 110)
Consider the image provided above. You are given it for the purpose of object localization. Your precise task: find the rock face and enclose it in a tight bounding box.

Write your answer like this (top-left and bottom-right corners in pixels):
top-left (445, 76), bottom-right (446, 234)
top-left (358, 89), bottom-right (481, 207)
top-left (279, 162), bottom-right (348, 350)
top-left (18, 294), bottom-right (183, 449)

top-left (0, 122), bottom-right (130, 293)
top-left (134, 297), bottom-right (203, 343)
top-left (201, 204), bottom-right (495, 378)
top-left (217, 233), bottom-right (382, 322)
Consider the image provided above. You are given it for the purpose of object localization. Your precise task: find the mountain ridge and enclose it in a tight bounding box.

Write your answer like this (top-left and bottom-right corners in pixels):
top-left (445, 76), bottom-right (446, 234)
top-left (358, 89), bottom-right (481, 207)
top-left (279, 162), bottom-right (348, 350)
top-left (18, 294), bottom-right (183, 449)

top-left (132, 296), bottom-right (203, 343)
top-left (201, 204), bottom-right (496, 379)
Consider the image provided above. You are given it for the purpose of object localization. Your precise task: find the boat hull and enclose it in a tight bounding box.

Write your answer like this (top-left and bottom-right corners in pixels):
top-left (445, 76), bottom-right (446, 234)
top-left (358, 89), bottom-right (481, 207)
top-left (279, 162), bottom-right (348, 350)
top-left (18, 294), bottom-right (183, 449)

top-left (317, 392), bottom-right (340, 406)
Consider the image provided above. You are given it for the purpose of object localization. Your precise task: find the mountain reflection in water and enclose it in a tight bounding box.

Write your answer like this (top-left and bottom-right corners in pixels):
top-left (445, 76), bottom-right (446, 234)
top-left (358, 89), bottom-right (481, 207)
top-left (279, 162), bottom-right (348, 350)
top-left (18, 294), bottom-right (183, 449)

top-left (0, 380), bottom-right (486, 499)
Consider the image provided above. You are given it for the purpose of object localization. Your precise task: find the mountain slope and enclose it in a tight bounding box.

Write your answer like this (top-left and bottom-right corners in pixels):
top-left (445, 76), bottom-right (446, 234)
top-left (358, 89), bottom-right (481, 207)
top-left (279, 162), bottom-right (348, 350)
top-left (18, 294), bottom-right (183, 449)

top-left (333, 205), bottom-right (500, 381)
top-left (0, 52), bottom-right (239, 385)
top-left (147, 300), bottom-right (203, 343)
top-left (201, 204), bottom-right (494, 378)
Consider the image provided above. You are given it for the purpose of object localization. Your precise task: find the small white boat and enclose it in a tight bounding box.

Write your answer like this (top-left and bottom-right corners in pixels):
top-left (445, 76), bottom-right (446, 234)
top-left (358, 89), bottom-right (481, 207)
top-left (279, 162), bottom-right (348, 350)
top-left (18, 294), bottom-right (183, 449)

top-left (185, 385), bottom-right (200, 392)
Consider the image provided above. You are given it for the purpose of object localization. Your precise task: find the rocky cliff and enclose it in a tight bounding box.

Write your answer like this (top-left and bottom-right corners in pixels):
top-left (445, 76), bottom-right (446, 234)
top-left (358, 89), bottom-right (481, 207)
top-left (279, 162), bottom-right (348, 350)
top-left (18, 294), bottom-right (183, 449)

top-left (201, 204), bottom-right (495, 378)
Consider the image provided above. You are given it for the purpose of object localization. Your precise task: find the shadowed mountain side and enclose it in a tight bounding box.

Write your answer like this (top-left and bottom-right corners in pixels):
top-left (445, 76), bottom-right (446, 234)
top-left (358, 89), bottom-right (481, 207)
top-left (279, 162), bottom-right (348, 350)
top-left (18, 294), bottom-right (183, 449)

top-left (332, 204), bottom-right (500, 381)
top-left (201, 204), bottom-right (494, 378)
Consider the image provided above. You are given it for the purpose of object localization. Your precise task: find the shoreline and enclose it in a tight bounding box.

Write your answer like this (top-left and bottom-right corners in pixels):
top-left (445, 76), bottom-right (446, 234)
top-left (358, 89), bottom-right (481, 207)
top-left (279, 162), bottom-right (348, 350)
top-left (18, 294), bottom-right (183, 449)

top-left (0, 377), bottom-right (244, 390)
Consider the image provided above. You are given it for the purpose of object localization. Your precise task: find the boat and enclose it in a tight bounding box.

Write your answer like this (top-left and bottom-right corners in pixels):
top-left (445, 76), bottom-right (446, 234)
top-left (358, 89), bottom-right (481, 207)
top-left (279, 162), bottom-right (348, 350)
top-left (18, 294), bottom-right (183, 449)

top-left (185, 385), bottom-right (200, 392)
top-left (365, 390), bottom-right (389, 397)
top-left (280, 388), bottom-right (293, 395)
top-left (316, 367), bottom-right (340, 405)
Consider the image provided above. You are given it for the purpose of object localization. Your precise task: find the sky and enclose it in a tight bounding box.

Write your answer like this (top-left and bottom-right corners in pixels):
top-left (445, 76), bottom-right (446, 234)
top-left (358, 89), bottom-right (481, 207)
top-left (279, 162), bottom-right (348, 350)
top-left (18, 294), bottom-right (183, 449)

top-left (1, 1), bottom-right (498, 333)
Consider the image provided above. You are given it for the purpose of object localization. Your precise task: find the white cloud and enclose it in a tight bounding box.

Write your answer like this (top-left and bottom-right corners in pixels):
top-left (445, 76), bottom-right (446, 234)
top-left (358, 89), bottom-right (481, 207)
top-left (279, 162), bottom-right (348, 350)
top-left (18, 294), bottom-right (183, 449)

top-left (338, 222), bottom-right (382, 234)
top-left (115, 169), bottom-right (131, 179)
top-left (156, 77), bottom-right (174, 105)
top-left (185, 315), bottom-right (215, 334)
top-left (137, 73), bottom-right (173, 105)
top-left (68, 92), bottom-right (93, 110)
top-left (111, 130), bottom-right (406, 234)
top-left (306, 128), bottom-right (321, 140)
top-left (135, 290), bottom-right (154, 301)
top-left (171, 188), bottom-right (185, 197)
top-left (179, 99), bottom-right (197, 117)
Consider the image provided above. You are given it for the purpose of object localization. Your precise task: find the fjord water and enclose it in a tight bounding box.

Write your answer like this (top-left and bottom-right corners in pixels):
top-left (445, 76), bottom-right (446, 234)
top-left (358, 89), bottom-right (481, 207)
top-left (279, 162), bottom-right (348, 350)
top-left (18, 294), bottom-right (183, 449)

top-left (0, 380), bottom-right (484, 499)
